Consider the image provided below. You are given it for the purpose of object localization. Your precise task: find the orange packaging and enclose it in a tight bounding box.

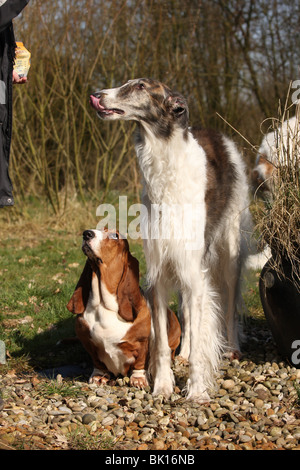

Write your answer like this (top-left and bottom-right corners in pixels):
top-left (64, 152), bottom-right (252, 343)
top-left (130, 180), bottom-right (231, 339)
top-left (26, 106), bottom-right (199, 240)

top-left (14, 42), bottom-right (31, 78)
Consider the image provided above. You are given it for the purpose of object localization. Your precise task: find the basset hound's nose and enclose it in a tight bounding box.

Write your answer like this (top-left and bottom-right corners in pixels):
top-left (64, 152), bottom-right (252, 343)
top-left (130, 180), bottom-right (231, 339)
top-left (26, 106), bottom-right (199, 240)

top-left (83, 230), bottom-right (95, 241)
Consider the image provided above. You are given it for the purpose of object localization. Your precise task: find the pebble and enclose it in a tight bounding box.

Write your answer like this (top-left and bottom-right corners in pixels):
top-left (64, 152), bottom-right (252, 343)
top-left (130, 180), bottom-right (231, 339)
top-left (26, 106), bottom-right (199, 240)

top-left (240, 434), bottom-right (252, 443)
top-left (82, 413), bottom-right (97, 425)
top-left (254, 399), bottom-right (264, 408)
top-left (1, 322), bottom-right (300, 450)
top-left (223, 379), bottom-right (235, 390)
top-left (102, 415), bottom-right (115, 426)
top-left (270, 426), bottom-right (282, 438)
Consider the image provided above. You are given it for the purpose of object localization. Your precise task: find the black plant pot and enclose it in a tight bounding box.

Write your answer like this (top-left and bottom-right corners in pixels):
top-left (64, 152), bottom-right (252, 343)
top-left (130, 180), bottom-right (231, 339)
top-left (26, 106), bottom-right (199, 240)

top-left (259, 257), bottom-right (300, 368)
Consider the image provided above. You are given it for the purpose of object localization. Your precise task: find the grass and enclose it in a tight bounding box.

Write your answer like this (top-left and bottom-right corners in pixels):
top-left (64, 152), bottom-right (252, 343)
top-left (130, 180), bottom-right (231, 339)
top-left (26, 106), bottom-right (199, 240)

top-left (67, 427), bottom-right (116, 450)
top-left (0, 231), bottom-right (84, 369)
top-left (0, 195), bottom-right (264, 373)
top-left (35, 378), bottom-right (83, 398)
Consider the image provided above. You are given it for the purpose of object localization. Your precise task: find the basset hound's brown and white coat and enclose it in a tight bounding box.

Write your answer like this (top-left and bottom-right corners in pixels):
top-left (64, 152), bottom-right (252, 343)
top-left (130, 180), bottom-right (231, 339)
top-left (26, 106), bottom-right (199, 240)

top-left (67, 229), bottom-right (181, 389)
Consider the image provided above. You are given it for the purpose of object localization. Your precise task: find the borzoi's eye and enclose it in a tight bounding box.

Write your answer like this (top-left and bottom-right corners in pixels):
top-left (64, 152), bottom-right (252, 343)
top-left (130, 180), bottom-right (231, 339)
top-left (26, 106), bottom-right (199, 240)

top-left (136, 83), bottom-right (145, 90)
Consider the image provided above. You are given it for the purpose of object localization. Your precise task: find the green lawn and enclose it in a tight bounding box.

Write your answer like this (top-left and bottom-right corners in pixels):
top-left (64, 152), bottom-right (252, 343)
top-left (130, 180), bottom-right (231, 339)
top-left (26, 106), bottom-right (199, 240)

top-left (0, 231), bottom-right (85, 369)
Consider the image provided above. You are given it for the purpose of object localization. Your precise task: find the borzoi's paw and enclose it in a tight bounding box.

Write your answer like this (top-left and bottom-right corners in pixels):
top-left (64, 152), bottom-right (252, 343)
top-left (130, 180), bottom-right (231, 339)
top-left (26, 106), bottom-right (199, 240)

top-left (153, 381), bottom-right (174, 398)
top-left (185, 379), bottom-right (211, 404)
top-left (152, 369), bottom-right (174, 398)
top-left (186, 389), bottom-right (210, 404)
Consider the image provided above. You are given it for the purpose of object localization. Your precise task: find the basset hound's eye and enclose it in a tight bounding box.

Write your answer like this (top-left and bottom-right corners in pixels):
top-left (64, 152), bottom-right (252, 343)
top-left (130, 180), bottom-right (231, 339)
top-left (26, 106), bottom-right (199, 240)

top-left (108, 232), bottom-right (119, 240)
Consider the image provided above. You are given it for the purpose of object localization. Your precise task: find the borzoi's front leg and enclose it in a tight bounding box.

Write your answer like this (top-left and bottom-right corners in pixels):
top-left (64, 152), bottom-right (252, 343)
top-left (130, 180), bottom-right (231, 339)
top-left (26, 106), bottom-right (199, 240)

top-left (151, 286), bottom-right (174, 398)
top-left (186, 277), bottom-right (223, 403)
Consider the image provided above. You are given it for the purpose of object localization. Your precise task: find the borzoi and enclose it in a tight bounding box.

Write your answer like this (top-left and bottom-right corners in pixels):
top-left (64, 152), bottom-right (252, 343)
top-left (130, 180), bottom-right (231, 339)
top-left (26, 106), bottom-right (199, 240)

top-left (90, 78), bottom-right (252, 402)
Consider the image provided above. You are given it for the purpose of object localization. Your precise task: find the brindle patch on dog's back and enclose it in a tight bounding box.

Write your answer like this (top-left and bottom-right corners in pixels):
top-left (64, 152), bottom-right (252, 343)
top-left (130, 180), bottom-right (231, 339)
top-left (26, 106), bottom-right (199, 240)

top-left (192, 128), bottom-right (237, 245)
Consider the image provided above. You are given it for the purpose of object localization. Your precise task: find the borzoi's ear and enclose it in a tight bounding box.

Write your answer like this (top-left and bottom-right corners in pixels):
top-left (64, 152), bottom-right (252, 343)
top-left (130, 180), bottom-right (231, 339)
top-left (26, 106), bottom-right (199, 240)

top-left (169, 96), bottom-right (187, 114)
top-left (166, 94), bottom-right (189, 126)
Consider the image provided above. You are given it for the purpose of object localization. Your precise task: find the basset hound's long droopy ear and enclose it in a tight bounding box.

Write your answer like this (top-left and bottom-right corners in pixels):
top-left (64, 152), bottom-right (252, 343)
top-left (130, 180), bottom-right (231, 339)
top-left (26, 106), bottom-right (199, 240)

top-left (67, 261), bottom-right (92, 315)
top-left (117, 253), bottom-right (141, 322)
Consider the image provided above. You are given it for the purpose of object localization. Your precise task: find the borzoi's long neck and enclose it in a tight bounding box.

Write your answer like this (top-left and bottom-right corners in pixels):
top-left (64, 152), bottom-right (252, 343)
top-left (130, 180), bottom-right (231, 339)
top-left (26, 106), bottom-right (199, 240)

top-left (135, 125), bottom-right (205, 204)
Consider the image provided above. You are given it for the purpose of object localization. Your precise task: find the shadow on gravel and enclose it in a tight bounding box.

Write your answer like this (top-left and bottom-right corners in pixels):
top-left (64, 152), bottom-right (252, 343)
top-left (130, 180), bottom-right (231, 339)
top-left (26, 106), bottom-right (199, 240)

top-left (10, 316), bottom-right (93, 379)
top-left (240, 316), bottom-right (286, 365)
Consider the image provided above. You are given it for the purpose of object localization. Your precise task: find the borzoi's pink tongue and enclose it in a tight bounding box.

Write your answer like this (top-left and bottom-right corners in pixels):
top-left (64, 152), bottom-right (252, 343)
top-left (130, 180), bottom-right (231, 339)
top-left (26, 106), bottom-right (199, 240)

top-left (90, 95), bottom-right (103, 111)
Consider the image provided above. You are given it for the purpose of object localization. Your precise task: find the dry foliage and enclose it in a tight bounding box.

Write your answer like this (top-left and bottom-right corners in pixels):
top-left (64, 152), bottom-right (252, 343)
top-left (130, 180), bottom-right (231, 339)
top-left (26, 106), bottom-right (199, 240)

top-left (255, 100), bottom-right (300, 290)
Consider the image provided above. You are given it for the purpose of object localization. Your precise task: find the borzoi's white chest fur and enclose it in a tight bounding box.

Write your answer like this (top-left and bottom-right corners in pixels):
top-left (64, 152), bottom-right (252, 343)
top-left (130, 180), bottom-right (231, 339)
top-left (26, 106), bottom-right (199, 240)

top-left (83, 276), bottom-right (133, 376)
top-left (137, 128), bottom-right (207, 205)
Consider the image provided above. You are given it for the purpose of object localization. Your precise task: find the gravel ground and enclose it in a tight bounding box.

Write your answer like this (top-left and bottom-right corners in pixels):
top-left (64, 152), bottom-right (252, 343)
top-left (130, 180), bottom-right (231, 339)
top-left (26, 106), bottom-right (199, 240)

top-left (1, 320), bottom-right (300, 451)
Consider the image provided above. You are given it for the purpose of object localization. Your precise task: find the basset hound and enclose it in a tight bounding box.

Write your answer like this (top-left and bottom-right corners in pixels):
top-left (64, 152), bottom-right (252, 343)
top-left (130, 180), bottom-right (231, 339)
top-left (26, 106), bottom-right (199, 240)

top-left (67, 228), bottom-right (181, 389)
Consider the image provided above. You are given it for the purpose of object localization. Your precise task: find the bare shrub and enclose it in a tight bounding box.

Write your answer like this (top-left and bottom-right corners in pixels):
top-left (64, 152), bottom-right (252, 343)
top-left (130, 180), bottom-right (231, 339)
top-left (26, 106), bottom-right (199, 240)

top-left (9, 0), bottom-right (300, 213)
